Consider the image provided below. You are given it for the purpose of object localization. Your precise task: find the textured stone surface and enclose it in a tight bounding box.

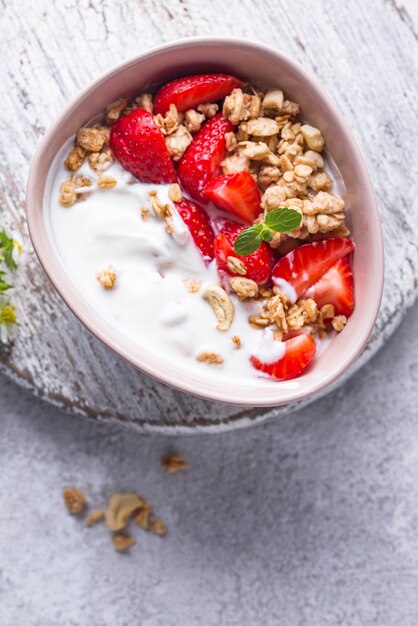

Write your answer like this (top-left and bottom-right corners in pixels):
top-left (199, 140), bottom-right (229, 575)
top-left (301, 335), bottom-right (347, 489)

top-left (1, 305), bottom-right (418, 625)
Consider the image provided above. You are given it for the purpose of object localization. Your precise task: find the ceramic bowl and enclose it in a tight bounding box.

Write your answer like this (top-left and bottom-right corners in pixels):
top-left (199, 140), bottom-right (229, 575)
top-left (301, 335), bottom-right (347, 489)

top-left (26, 38), bottom-right (384, 406)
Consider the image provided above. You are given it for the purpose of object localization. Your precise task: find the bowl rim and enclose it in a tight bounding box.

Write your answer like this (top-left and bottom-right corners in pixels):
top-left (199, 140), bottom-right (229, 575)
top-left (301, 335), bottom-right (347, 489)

top-left (26, 36), bottom-right (384, 407)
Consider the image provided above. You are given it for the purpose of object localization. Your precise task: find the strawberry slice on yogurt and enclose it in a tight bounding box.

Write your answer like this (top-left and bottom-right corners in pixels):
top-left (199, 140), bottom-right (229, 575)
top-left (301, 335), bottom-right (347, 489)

top-left (250, 329), bottom-right (316, 380)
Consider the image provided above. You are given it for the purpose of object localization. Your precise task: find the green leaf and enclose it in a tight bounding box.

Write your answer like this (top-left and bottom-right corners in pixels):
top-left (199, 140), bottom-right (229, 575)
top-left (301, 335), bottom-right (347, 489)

top-left (0, 230), bottom-right (17, 271)
top-left (259, 225), bottom-right (273, 243)
top-left (0, 271), bottom-right (12, 293)
top-left (233, 226), bottom-right (263, 255)
top-left (265, 207), bottom-right (302, 233)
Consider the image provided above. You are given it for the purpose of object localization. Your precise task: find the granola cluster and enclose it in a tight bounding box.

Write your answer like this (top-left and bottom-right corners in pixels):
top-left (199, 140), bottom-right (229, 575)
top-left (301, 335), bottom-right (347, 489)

top-left (221, 86), bottom-right (349, 253)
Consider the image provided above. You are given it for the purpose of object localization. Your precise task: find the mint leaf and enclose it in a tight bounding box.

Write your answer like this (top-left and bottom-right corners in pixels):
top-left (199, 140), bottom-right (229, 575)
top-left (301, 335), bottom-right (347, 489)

top-left (0, 230), bottom-right (17, 271)
top-left (259, 224), bottom-right (273, 243)
top-left (233, 226), bottom-right (263, 255)
top-left (265, 207), bottom-right (302, 233)
top-left (0, 271), bottom-right (11, 293)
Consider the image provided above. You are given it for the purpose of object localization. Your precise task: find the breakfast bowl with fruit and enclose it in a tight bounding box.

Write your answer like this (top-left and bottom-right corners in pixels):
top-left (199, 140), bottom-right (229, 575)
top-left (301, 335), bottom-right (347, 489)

top-left (26, 39), bottom-right (383, 406)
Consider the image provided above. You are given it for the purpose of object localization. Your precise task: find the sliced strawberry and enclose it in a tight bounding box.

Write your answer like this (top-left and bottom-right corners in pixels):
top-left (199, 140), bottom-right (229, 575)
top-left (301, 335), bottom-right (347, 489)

top-left (175, 199), bottom-right (215, 260)
top-left (214, 221), bottom-right (274, 285)
top-left (178, 114), bottom-right (234, 203)
top-left (272, 237), bottom-right (355, 299)
top-left (154, 73), bottom-right (243, 116)
top-left (203, 171), bottom-right (261, 224)
top-left (303, 256), bottom-right (354, 317)
top-left (109, 108), bottom-right (176, 184)
top-left (250, 334), bottom-right (316, 381)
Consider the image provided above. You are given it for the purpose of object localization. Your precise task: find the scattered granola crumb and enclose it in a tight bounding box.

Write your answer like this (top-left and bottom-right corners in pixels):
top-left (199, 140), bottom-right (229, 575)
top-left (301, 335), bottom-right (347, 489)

top-left (229, 276), bottom-right (259, 299)
top-left (232, 335), bottom-right (242, 349)
top-left (168, 183), bottom-right (182, 203)
top-left (332, 315), bottom-right (347, 332)
top-left (63, 487), bottom-right (86, 514)
top-left (112, 533), bottom-right (136, 552)
top-left (134, 501), bottom-right (152, 530)
top-left (85, 510), bottom-right (105, 527)
top-left (227, 256), bottom-right (247, 276)
top-left (165, 125), bottom-right (193, 161)
top-left (161, 452), bottom-right (188, 474)
top-left (184, 278), bottom-right (201, 293)
top-left (196, 351), bottom-right (224, 365)
top-left (76, 127), bottom-right (108, 152)
top-left (96, 265), bottom-right (116, 290)
top-left (134, 93), bottom-right (153, 113)
top-left (97, 175), bottom-right (117, 189)
top-left (106, 98), bottom-right (128, 123)
top-left (141, 207), bottom-right (150, 221)
top-left (184, 109), bottom-right (205, 133)
top-left (197, 102), bottom-right (219, 118)
top-left (151, 519), bottom-right (167, 536)
top-left (88, 148), bottom-right (113, 172)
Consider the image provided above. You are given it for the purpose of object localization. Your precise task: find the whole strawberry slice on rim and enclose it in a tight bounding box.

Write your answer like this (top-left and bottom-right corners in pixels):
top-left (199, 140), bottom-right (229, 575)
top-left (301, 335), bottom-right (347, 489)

top-left (174, 199), bottom-right (215, 260)
top-left (272, 237), bottom-right (355, 301)
top-left (203, 171), bottom-right (262, 224)
top-left (214, 221), bottom-right (275, 285)
top-left (250, 333), bottom-right (316, 381)
top-left (154, 73), bottom-right (243, 116)
top-left (178, 113), bottom-right (234, 204)
top-left (303, 256), bottom-right (355, 317)
top-left (109, 108), bottom-right (177, 184)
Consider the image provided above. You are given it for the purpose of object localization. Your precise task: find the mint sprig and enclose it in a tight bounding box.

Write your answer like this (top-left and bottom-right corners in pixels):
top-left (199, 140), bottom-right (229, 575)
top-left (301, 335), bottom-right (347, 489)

top-left (233, 207), bottom-right (302, 256)
top-left (0, 230), bottom-right (17, 271)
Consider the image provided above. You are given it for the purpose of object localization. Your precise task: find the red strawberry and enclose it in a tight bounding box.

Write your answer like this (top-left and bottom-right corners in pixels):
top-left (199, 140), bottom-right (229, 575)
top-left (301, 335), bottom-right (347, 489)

top-left (250, 334), bottom-right (316, 381)
top-left (109, 108), bottom-right (176, 184)
top-left (175, 199), bottom-right (215, 260)
top-left (303, 256), bottom-right (354, 317)
top-left (272, 237), bottom-right (355, 300)
top-left (154, 73), bottom-right (243, 116)
top-left (214, 221), bottom-right (275, 285)
top-left (178, 114), bottom-right (234, 203)
top-left (203, 171), bottom-right (261, 224)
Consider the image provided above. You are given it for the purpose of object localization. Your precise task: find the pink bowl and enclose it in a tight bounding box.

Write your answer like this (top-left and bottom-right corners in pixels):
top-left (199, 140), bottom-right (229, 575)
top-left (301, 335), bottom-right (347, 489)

top-left (26, 38), bottom-right (384, 407)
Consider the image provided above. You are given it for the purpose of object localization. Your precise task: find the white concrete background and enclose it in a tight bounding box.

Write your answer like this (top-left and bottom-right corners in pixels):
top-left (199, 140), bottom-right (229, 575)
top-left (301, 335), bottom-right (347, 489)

top-left (1, 305), bottom-right (418, 625)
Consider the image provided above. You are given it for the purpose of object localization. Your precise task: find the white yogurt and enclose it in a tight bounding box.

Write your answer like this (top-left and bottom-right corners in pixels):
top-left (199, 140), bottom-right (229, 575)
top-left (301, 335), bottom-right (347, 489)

top-left (46, 139), bottom-right (332, 385)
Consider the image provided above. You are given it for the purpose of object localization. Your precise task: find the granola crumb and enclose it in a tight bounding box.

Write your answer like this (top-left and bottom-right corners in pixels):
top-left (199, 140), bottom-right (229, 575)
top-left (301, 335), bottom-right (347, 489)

top-left (196, 351), bottom-right (224, 365)
top-left (229, 276), bottom-right (258, 299)
top-left (63, 487), bottom-right (86, 514)
top-left (88, 148), bottom-right (113, 172)
top-left (232, 335), bottom-right (242, 349)
top-left (183, 278), bottom-right (201, 293)
top-left (96, 265), bottom-right (116, 289)
top-left (97, 175), bottom-right (117, 189)
top-left (197, 102), bottom-right (219, 118)
top-left (332, 315), bottom-right (347, 332)
top-left (85, 510), bottom-right (105, 527)
top-left (151, 518), bottom-right (167, 536)
top-left (141, 207), bottom-right (150, 221)
top-left (64, 145), bottom-right (86, 171)
top-left (161, 452), bottom-right (188, 474)
top-left (134, 501), bottom-right (152, 530)
top-left (105, 98), bottom-right (128, 123)
top-left (227, 256), bottom-right (247, 276)
top-left (112, 533), bottom-right (136, 552)
top-left (168, 183), bottom-right (182, 203)
top-left (76, 127), bottom-right (108, 152)
top-left (105, 493), bottom-right (145, 531)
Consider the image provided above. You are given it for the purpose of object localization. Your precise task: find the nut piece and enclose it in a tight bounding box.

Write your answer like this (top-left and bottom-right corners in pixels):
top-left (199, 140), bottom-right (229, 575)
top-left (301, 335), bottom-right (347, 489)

top-left (97, 175), bottom-right (117, 189)
top-left (96, 265), bottom-right (116, 289)
top-left (63, 487), bottom-right (86, 514)
top-left (262, 89), bottom-right (284, 111)
top-left (301, 124), bottom-right (325, 152)
top-left (223, 88), bottom-right (261, 125)
top-left (112, 533), bottom-right (136, 552)
top-left (196, 351), bottom-right (224, 365)
top-left (161, 452), bottom-right (188, 474)
top-left (202, 284), bottom-right (235, 331)
top-left (165, 125), bottom-right (193, 161)
top-left (76, 127), bottom-right (108, 152)
top-left (106, 98), bottom-right (128, 123)
top-left (227, 256), bottom-right (247, 276)
top-left (168, 183), bottom-right (182, 203)
top-left (151, 519), bottom-right (167, 536)
top-left (64, 145), bottom-right (86, 171)
top-left (241, 117), bottom-right (280, 136)
top-left (105, 492), bottom-right (144, 531)
top-left (134, 501), bottom-right (152, 530)
top-left (85, 510), bottom-right (105, 527)
top-left (229, 277), bottom-right (259, 299)
top-left (332, 315), bottom-right (347, 332)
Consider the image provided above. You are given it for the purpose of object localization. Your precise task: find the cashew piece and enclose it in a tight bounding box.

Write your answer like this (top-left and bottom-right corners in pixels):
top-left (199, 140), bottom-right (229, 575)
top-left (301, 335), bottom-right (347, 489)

top-left (105, 492), bottom-right (144, 531)
top-left (202, 284), bottom-right (234, 332)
